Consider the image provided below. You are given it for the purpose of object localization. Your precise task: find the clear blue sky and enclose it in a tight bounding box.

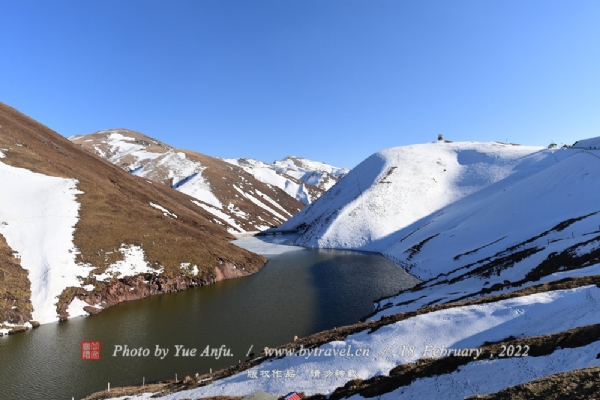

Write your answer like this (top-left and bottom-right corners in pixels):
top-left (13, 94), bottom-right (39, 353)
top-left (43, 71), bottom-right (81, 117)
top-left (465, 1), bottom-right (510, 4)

top-left (1, 1), bottom-right (599, 168)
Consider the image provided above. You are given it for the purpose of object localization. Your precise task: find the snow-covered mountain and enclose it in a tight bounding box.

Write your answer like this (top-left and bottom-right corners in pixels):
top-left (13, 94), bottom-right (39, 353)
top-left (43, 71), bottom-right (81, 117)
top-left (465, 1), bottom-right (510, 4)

top-left (70, 129), bottom-right (305, 233)
top-left (222, 155), bottom-right (349, 205)
top-left (280, 139), bottom-right (600, 311)
top-left (113, 138), bottom-right (600, 399)
top-left (274, 155), bottom-right (348, 189)
top-left (0, 104), bottom-right (266, 335)
top-left (280, 141), bottom-right (550, 248)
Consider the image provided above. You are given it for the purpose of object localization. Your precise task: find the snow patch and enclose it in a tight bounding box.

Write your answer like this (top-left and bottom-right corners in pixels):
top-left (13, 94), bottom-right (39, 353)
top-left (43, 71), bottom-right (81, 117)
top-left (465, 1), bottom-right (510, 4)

top-left (176, 172), bottom-right (222, 208)
top-left (93, 245), bottom-right (162, 281)
top-left (573, 136), bottom-right (600, 149)
top-left (149, 202), bottom-right (178, 218)
top-left (233, 186), bottom-right (286, 221)
top-left (0, 161), bottom-right (93, 324)
top-left (180, 262), bottom-right (199, 276)
top-left (66, 297), bottom-right (96, 319)
top-left (191, 200), bottom-right (245, 233)
top-left (255, 190), bottom-right (292, 217)
top-left (349, 340), bottom-right (600, 400)
top-left (108, 133), bottom-right (134, 141)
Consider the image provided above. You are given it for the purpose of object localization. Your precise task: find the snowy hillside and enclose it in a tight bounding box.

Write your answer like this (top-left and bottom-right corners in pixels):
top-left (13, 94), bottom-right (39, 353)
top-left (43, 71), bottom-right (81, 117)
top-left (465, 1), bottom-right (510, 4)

top-left (223, 155), bottom-right (349, 205)
top-left (0, 104), bottom-right (266, 335)
top-left (279, 141), bottom-right (549, 249)
top-left (105, 139), bottom-right (600, 399)
top-left (573, 136), bottom-right (600, 149)
top-left (278, 141), bottom-right (600, 310)
top-left (71, 129), bottom-right (304, 233)
top-left (273, 155), bottom-right (349, 191)
top-left (0, 161), bottom-right (87, 327)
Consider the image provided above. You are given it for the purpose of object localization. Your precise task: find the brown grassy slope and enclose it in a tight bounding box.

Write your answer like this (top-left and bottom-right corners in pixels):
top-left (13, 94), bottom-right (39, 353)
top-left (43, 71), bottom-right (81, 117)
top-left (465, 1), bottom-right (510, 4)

top-left (0, 233), bottom-right (33, 327)
top-left (180, 149), bottom-right (305, 229)
top-left (72, 129), bottom-right (172, 170)
top-left (72, 129), bottom-right (306, 231)
top-left (475, 366), bottom-right (600, 400)
top-left (0, 102), bottom-right (266, 317)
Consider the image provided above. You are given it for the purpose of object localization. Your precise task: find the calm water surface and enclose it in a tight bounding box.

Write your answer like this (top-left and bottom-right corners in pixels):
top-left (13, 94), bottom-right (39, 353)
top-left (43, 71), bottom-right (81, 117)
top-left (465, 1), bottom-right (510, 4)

top-left (0, 236), bottom-right (419, 399)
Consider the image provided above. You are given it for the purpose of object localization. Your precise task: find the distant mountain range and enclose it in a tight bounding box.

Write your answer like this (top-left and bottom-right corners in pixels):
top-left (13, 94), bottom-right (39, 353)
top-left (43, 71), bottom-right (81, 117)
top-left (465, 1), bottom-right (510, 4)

top-left (223, 155), bottom-right (348, 205)
top-left (70, 129), bottom-right (348, 233)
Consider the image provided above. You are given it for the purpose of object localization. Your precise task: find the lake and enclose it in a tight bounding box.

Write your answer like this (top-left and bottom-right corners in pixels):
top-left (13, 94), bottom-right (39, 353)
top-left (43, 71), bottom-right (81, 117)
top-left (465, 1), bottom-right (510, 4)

top-left (0, 235), bottom-right (419, 399)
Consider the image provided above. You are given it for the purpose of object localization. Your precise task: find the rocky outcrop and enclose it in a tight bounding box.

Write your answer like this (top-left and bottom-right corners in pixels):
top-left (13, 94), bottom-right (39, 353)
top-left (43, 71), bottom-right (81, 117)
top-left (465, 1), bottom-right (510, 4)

top-left (63, 260), bottom-right (260, 319)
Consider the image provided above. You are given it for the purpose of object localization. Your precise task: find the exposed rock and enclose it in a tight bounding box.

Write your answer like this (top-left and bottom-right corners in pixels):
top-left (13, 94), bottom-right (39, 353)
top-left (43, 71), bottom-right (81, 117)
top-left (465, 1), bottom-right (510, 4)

top-left (69, 260), bottom-right (261, 318)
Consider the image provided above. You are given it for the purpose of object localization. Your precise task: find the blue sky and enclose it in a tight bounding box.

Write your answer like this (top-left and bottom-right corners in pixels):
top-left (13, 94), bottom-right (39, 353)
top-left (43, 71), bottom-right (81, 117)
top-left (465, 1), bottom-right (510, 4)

top-left (1, 1), bottom-right (599, 168)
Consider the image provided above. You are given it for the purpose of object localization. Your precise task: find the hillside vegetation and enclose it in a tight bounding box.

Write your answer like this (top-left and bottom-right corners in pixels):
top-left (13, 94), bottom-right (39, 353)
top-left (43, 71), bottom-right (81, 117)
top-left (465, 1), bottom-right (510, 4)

top-left (0, 102), bottom-right (266, 333)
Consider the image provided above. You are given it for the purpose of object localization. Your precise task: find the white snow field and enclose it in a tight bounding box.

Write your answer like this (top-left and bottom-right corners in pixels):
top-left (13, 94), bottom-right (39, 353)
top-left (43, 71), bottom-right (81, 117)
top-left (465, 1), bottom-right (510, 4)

top-left (276, 141), bottom-right (600, 312)
top-left (223, 156), bottom-right (349, 205)
top-left (0, 160), bottom-right (90, 324)
top-left (279, 141), bottom-right (551, 250)
top-left (0, 160), bottom-right (166, 326)
top-left (573, 136), bottom-right (600, 149)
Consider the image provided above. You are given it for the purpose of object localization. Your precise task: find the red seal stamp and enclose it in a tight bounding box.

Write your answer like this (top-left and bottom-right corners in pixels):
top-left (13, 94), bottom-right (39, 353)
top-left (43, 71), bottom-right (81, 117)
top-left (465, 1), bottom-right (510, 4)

top-left (81, 341), bottom-right (101, 360)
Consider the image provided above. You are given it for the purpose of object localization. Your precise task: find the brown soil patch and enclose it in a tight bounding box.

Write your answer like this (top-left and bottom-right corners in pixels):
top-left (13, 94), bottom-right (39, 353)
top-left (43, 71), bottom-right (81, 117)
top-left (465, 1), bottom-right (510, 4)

top-left (179, 148), bottom-right (305, 230)
top-left (0, 233), bottom-right (33, 330)
top-left (474, 366), bottom-right (600, 400)
top-left (82, 382), bottom-right (171, 400)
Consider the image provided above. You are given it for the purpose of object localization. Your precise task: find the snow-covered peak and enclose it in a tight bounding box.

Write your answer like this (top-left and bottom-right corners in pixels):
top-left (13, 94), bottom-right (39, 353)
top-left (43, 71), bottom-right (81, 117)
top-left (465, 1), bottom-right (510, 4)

top-left (272, 155), bottom-right (349, 192)
top-left (223, 155), bottom-right (349, 202)
top-left (281, 141), bottom-right (548, 248)
top-left (275, 155), bottom-right (349, 178)
top-left (71, 128), bottom-right (171, 171)
top-left (71, 130), bottom-right (304, 233)
top-left (573, 136), bottom-right (600, 149)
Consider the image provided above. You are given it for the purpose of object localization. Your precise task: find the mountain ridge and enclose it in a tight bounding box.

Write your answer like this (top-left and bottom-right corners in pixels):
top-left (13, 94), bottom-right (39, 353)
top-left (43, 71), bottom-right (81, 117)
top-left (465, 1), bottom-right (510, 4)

top-left (70, 129), bottom-right (308, 233)
top-left (0, 102), bottom-right (266, 334)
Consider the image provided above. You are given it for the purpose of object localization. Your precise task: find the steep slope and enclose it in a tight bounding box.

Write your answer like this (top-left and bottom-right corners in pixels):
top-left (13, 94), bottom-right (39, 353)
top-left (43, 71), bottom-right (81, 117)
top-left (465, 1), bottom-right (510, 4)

top-left (71, 129), bottom-right (304, 233)
top-left (273, 155), bottom-right (349, 191)
top-left (222, 156), bottom-right (349, 205)
top-left (101, 140), bottom-right (600, 399)
top-left (279, 141), bottom-right (549, 248)
top-left (273, 156), bottom-right (350, 190)
top-left (0, 103), bottom-right (267, 334)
